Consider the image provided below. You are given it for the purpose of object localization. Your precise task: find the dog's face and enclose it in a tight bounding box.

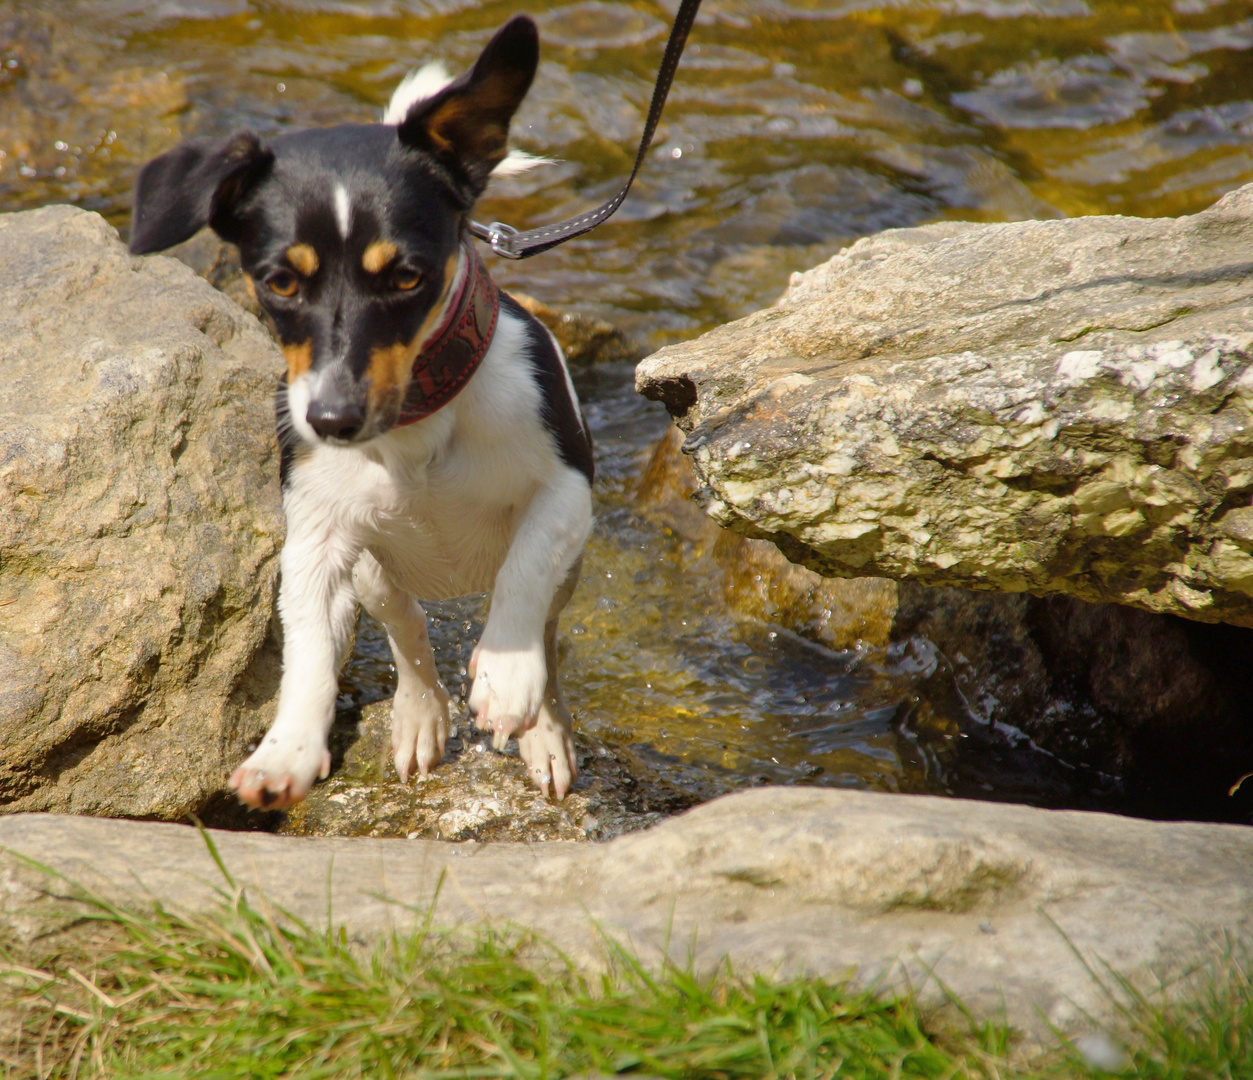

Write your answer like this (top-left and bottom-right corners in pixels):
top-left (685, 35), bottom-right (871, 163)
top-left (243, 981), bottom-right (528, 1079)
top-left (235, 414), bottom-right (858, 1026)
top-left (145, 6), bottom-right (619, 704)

top-left (129, 15), bottom-right (539, 446)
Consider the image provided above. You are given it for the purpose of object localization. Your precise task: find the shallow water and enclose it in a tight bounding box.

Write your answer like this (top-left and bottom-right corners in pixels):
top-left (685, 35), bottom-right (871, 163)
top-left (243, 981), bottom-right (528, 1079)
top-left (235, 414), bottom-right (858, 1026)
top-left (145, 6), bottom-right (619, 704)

top-left (6, 0), bottom-right (1253, 812)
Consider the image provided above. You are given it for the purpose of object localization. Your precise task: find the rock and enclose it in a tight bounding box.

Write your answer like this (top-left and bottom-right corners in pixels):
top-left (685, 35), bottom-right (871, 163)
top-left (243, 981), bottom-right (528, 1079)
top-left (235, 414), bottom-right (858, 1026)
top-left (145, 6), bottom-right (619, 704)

top-left (636, 186), bottom-right (1253, 627)
top-left (277, 697), bottom-right (695, 841)
top-left (636, 425), bottom-right (897, 650)
top-left (165, 230), bottom-right (263, 320)
top-left (891, 585), bottom-right (1253, 820)
top-left (634, 427), bottom-right (1253, 819)
top-left (0, 205), bottom-right (284, 819)
top-left (510, 293), bottom-right (641, 367)
top-left (4, 788), bottom-right (1252, 1044)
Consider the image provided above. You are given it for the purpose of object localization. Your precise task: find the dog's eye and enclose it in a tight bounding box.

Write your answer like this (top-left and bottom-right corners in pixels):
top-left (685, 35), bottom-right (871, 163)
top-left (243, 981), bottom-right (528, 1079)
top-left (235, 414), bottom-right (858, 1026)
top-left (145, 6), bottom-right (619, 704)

top-left (268, 271), bottom-right (299, 298)
top-left (393, 268), bottom-right (421, 292)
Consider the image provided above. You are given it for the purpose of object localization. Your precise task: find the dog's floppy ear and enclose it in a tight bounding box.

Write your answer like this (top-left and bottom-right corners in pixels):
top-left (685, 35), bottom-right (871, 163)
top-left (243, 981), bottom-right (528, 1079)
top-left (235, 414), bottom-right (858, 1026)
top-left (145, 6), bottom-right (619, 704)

top-left (397, 15), bottom-right (539, 195)
top-left (129, 132), bottom-right (273, 254)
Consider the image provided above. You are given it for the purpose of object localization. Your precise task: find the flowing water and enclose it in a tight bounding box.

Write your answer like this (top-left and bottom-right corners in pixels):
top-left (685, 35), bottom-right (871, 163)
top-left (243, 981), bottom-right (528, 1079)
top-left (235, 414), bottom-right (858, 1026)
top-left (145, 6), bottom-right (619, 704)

top-left (6, 0), bottom-right (1253, 814)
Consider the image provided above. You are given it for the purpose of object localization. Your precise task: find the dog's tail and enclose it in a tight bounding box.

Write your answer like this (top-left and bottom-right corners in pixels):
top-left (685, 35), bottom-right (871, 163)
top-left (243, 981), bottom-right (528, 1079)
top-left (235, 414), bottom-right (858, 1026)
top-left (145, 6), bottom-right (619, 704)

top-left (384, 62), bottom-right (554, 178)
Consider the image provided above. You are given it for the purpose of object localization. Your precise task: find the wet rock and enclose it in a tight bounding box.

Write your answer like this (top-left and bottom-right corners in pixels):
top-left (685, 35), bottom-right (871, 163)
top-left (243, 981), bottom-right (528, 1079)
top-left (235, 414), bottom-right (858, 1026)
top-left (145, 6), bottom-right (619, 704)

top-left (636, 425), bottom-right (897, 650)
top-left (892, 586), bottom-right (1253, 821)
top-left (5, 787), bottom-right (1253, 1043)
top-left (510, 293), bottom-right (642, 367)
top-left (277, 698), bottom-right (694, 842)
top-left (633, 428), bottom-right (1253, 820)
top-left (0, 205), bottom-right (283, 819)
top-left (636, 186), bottom-right (1253, 627)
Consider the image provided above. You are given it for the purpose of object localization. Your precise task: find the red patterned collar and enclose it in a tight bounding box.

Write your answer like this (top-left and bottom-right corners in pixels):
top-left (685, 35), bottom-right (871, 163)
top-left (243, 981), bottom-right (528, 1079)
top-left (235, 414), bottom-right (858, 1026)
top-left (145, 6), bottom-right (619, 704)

top-left (395, 242), bottom-right (499, 427)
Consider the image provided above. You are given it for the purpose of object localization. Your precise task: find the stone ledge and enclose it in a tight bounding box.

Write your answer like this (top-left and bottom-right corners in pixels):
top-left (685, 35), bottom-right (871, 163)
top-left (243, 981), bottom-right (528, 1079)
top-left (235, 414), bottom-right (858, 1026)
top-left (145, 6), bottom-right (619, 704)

top-left (3, 788), bottom-right (1251, 1040)
top-left (637, 185), bottom-right (1253, 625)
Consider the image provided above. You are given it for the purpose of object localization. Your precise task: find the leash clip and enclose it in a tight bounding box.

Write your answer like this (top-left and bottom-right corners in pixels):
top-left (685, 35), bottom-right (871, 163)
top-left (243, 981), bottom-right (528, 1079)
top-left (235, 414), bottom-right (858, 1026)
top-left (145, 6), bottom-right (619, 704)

top-left (470, 220), bottom-right (524, 259)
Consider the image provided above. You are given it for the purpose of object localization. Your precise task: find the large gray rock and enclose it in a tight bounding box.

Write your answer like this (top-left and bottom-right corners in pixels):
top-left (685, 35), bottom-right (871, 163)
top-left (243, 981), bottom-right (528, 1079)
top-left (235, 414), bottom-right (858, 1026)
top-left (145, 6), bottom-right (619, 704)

top-left (0, 205), bottom-right (284, 819)
top-left (3, 790), bottom-right (1251, 1043)
top-left (636, 186), bottom-right (1253, 627)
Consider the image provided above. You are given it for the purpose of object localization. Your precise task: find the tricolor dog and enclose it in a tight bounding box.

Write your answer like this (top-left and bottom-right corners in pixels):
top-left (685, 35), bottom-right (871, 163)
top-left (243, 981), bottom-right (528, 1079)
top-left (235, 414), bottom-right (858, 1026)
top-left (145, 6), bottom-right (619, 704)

top-left (129, 15), bottom-right (593, 808)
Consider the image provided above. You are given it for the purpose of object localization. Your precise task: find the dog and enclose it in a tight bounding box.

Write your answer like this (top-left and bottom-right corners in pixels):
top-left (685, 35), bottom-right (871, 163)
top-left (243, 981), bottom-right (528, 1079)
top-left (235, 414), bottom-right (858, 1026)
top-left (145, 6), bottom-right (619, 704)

top-left (128, 15), bottom-right (593, 809)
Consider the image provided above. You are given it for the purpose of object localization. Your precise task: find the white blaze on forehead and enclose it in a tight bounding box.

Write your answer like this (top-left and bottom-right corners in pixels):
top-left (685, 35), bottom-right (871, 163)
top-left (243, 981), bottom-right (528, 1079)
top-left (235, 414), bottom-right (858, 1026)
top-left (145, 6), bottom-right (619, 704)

top-left (333, 184), bottom-right (352, 239)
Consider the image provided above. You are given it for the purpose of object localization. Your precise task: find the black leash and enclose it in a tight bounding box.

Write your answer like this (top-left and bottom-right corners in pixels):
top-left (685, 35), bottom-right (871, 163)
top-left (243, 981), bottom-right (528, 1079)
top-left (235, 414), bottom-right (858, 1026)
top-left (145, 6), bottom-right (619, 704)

top-left (470, 0), bottom-right (704, 259)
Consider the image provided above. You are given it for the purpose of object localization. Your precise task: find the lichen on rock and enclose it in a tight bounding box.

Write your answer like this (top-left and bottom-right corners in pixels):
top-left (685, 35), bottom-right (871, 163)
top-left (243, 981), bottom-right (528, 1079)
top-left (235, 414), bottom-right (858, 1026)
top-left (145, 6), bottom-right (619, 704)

top-left (637, 185), bottom-right (1253, 627)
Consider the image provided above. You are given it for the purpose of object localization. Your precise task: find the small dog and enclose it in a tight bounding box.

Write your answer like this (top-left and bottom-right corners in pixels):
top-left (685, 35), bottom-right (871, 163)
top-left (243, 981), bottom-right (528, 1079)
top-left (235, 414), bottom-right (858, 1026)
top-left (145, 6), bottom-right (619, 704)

top-left (129, 15), bottom-right (593, 808)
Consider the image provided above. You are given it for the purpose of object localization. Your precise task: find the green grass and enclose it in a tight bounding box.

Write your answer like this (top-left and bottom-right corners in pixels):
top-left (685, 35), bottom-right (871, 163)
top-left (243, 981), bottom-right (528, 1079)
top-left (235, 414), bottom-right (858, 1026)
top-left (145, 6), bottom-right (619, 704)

top-left (0, 839), bottom-right (1250, 1080)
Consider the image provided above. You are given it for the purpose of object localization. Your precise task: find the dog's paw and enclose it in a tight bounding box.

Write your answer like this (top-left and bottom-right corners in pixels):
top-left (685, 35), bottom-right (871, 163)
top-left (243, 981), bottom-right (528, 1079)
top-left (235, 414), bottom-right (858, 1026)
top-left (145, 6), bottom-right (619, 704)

top-left (229, 733), bottom-right (331, 810)
top-left (467, 643), bottom-right (546, 748)
top-left (392, 683), bottom-right (450, 782)
top-left (518, 710), bottom-right (577, 800)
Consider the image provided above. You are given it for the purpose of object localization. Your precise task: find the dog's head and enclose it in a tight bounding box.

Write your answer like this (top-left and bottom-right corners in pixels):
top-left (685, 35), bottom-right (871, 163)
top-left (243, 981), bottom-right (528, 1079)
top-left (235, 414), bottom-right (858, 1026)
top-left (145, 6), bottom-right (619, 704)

top-left (129, 15), bottom-right (539, 446)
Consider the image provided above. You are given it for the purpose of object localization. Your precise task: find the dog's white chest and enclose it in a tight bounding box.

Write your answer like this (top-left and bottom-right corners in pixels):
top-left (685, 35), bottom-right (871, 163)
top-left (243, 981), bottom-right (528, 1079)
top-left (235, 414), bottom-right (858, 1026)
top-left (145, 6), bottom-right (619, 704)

top-left (282, 308), bottom-right (582, 606)
top-left (368, 467), bottom-right (518, 600)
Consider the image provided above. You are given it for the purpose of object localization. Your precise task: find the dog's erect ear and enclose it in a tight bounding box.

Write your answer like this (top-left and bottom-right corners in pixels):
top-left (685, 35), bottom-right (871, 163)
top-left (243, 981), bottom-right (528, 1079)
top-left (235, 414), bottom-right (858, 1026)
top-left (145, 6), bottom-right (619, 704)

top-left (129, 132), bottom-right (273, 255)
top-left (397, 15), bottom-right (539, 194)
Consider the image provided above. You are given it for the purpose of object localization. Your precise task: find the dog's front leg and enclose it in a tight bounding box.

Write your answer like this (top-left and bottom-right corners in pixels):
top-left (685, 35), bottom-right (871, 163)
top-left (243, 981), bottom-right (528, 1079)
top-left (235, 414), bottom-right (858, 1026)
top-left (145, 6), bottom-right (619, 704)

top-left (352, 550), bottom-right (450, 783)
top-left (230, 519), bottom-right (362, 809)
top-left (468, 468), bottom-right (591, 798)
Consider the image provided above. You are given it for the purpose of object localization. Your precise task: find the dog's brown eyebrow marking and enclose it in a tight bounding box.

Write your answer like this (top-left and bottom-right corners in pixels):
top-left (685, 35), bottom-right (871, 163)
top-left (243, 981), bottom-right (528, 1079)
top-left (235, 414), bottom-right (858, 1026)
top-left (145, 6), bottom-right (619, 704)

top-left (362, 240), bottom-right (398, 275)
top-left (283, 340), bottom-right (313, 380)
top-left (364, 251), bottom-right (460, 414)
top-left (286, 244), bottom-right (320, 277)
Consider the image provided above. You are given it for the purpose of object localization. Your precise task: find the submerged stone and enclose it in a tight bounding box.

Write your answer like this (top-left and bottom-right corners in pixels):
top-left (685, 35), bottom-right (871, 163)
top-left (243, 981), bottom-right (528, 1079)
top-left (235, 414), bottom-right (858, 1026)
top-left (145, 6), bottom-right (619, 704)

top-left (278, 698), bottom-right (694, 842)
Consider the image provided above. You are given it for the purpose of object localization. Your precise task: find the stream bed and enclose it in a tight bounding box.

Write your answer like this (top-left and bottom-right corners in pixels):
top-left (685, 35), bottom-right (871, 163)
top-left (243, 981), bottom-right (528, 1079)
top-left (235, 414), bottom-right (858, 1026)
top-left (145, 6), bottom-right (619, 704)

top-left (5, 0), bottom-right (1253, 830)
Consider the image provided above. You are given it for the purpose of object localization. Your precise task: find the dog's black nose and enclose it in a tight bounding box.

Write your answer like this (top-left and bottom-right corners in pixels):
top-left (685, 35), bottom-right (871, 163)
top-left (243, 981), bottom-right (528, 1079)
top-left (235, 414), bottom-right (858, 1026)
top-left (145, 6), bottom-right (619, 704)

top-left (307, 401), bottom-right (365, 441)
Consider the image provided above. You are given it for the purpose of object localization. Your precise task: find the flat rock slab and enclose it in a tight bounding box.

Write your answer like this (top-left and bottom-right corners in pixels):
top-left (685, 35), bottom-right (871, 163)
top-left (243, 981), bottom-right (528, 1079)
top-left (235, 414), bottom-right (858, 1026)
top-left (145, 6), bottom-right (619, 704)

top-left (637, 186), bottom-right (1253, 625)
top-left (3, 789), bottom-right (1251, 1041)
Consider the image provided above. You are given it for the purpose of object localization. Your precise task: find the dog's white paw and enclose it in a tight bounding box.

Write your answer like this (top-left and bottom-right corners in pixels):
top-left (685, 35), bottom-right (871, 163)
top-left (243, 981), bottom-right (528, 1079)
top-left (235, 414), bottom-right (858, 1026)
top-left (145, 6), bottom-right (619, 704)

top-left (518, 710), bottom-right (577, 800)
top-left (391, 682), bottom-right (450, 782)
top-left (230, 731), bottom-right (331, 810)
top-left (467, 643), bottom-right (546, 747)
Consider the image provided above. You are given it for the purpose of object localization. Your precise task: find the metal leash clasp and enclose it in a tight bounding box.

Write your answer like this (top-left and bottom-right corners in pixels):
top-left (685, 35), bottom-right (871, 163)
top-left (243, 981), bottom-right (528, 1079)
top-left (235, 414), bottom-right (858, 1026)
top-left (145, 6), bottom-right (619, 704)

top-left (470, 220), bottom-right (524, 259)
